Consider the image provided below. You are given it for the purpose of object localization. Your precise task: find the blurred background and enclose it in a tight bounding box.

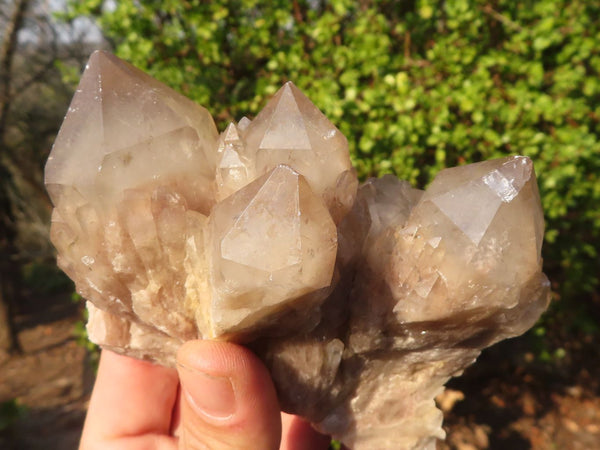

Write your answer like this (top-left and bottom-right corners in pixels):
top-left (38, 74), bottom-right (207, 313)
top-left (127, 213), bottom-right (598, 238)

top-left (0, 0), bottom-right (598, 448)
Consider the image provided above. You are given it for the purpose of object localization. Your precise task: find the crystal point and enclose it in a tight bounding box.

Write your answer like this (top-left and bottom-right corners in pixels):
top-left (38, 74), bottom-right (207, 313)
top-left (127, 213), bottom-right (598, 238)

top-left (46, 50), bottom-right (219, 211)
top-left (259, 83), bottom-right (312, 151)
top-left (220, 166), bottom-right (302, 272)
top-left (215, 122), bottom-right (253, 201)
top-left (243, 82), bottom-right (355, 219)
top-left (47, 52), bottom-right (550, 450)
top-left (208, 165), bottom-right (337, 338)
top-left (429, 156), bottom-right (535, 245)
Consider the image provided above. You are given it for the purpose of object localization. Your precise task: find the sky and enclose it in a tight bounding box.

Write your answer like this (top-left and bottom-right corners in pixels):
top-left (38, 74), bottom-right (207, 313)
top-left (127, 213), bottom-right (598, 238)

top-left (15, 0), bottom-right (104, 45)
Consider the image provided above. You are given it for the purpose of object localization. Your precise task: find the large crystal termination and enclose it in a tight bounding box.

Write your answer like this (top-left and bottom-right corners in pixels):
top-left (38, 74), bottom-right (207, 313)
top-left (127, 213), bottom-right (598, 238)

top-left (46, 51), bottom-right (550, 449)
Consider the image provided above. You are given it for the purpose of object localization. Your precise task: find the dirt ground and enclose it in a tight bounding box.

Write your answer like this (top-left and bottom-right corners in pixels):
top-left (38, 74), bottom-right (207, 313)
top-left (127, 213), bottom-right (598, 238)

top-left (439, 332), bottom-right (600, 450)
top-left (1, 292), bottom-right (599, 450)
top-left (0, 293), bottom-right (93, 450)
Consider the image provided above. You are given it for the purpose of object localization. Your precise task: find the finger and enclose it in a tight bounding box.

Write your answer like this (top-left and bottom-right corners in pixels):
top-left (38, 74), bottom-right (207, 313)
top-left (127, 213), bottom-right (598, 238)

top-left (80, 350), bottom-right (179, 449)
top-left (280, 413), bottom-right (332, 450)
top-left (176, 340), bottom-right (281, 450)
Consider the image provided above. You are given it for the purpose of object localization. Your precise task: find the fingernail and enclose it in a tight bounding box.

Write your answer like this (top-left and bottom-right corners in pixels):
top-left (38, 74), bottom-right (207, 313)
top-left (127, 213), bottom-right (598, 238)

top-left (177, 364), bottom-right (236, 420)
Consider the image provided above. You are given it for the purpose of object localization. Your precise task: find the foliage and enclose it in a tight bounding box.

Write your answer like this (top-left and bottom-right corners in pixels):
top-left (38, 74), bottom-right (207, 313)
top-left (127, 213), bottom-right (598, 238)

top-left (73, 301), bottom-right (100, 371)
top-left (0, 398), bottom-right (27, 432)
top-left (21, 261), bottom-right (73, 295)
top-left (66, 1), bottom-right (599, 322)
top-left (329, 439), bottom-right (342, 450)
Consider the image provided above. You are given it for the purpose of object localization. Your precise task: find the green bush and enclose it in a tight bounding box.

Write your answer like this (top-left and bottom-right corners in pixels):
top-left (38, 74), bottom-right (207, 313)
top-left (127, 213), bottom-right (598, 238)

top-left (0, 399), bottom-right (27, 432)
top-left (67, 0), bottom-right (599, 325)
top-left (21, 261), bottom-right (73, 295)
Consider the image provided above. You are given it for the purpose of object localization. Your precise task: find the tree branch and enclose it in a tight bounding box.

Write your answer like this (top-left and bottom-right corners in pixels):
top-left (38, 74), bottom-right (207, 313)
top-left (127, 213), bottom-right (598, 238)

top-left (0, 0), bottom-right (30, 143)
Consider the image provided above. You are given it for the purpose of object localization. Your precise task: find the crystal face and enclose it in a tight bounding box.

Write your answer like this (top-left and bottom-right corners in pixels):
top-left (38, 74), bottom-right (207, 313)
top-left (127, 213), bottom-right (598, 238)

top-left (208, 165), bottom-right (337, 339)
top-left (46, 51), bottom-right (551, 450)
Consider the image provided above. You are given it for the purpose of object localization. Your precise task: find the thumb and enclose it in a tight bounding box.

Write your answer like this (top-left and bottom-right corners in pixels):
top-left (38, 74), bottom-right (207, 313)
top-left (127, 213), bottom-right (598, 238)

top-left (176, 340), bottom-right (282, 450)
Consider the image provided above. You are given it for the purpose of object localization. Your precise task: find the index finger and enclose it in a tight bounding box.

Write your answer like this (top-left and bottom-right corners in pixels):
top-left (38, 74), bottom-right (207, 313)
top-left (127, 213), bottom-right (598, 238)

top-left (80, 350), bottom-right (179, 447)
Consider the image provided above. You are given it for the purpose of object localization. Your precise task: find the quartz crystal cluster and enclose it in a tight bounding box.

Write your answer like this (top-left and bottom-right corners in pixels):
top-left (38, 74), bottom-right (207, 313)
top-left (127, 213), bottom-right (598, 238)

top-left (46, 51), bottom-right (550, 449)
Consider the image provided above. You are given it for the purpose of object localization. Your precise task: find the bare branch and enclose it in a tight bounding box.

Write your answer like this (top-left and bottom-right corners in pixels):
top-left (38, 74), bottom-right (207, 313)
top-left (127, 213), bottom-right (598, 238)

top-left (0, 0), bottom-right (30, 142)
top-left (480, 4), bottom-right (524, 33)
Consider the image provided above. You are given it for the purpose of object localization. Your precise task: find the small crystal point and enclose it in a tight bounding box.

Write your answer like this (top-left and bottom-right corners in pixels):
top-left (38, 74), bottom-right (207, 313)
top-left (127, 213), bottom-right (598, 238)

top-left (219, 146), bottom-right (244, 169)
top-left (237, 116), bottom-right (251, 130)
top-left (259, 83), bottom-right (312, 151)
top-left (215, 122), bottom-right (253, 201)
top-left (222, 121), bottom-right (241, 144)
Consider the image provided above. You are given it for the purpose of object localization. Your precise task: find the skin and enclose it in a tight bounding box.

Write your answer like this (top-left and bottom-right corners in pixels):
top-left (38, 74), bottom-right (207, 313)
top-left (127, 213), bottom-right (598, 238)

top-left (80, 340), bottom-right (332, 450)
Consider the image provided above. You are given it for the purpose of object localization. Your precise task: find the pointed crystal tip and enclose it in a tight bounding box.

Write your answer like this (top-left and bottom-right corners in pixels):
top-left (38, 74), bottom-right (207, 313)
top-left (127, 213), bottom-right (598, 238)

top-left (220, 165), bottom-right (303, 272)
top-left (427, 156), bottom-right (538, 245)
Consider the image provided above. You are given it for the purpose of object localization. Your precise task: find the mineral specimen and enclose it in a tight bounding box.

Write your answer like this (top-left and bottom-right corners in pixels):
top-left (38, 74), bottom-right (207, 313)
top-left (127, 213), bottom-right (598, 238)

top-left (46, 51), bottom-right (551, 449)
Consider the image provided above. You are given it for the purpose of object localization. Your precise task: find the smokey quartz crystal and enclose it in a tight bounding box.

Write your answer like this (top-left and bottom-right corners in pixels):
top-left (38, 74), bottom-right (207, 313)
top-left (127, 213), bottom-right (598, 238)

top-left (46, 51), bottom-right (550, 449)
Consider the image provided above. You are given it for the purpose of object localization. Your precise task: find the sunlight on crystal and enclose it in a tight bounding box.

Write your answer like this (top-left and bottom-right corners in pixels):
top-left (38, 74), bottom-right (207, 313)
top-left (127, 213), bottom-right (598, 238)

top-left (46, 51), bottom-right (550, 450)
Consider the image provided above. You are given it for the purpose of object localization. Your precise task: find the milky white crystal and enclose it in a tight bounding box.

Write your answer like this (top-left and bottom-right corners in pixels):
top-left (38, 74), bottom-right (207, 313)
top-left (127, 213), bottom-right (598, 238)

top-left (46, 51), bottom-right (550, 449)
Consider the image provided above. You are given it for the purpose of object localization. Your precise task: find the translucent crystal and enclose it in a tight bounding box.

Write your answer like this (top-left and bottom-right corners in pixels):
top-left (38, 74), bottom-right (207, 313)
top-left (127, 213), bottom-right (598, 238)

top-left (46, 51), bottom-right (550, 450)
top-left (208, 165), bottom-right (337, 338)
top-left (46, 51), bottom-right (219, 213)
top-left (214, 122), bottom-right (251, 201)
top-left (242, 82), bottom-right (356, 221)
top-left (388, 156), bottom-right (545, 323)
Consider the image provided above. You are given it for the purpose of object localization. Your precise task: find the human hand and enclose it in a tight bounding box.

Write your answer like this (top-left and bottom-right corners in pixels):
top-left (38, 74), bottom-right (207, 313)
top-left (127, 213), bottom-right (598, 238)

top-left (80, 340), bottom-right (332, 449)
